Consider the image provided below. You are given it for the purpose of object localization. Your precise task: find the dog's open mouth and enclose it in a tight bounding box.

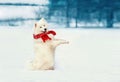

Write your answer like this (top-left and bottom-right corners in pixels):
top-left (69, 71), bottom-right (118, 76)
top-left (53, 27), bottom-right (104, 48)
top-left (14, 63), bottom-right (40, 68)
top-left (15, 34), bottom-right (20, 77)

top-left (42, 30), bottom-right (47, 33)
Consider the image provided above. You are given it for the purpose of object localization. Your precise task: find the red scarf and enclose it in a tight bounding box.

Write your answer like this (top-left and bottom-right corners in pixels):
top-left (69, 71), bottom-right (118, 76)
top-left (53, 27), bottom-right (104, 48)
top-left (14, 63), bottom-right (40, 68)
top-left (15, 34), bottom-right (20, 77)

top-left (33, 30), bottom-right (56, 42)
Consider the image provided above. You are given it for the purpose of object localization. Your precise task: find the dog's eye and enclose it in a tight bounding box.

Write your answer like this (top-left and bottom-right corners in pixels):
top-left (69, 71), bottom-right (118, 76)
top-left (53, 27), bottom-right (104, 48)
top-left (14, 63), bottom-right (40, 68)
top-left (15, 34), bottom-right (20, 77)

top-left (43, 25), bottom-right (45, 27)
top-left (40, 26), bottom-right (42, 28)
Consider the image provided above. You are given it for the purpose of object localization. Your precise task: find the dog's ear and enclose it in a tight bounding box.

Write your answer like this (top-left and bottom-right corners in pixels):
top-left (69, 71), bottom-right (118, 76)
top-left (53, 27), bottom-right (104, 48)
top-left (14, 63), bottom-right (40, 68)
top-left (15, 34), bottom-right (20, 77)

top-left (35, 23), bottom-right (37, 28)
top-left (40, 18), bottom-right (45, 21)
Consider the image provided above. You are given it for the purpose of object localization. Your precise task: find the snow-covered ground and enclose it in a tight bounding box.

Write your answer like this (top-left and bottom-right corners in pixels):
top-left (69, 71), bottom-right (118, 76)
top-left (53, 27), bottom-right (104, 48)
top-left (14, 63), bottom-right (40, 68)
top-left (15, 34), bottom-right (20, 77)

top-left (0, 0), bottom-right (49, 4)
top-left (0, 28), bottom-right (120, 82)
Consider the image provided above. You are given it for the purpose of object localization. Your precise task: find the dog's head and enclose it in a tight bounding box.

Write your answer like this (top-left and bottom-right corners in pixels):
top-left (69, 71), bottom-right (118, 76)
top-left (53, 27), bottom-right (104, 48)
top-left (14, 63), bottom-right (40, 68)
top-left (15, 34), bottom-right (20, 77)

top-left (34, 18), bottom-right (48, 34)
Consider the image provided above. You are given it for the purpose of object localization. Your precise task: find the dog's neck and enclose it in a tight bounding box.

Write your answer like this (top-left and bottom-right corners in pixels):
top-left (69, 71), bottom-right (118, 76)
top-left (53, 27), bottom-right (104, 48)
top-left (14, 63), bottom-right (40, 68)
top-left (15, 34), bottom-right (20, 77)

top-left (33, 30), bottom-right (56, 43)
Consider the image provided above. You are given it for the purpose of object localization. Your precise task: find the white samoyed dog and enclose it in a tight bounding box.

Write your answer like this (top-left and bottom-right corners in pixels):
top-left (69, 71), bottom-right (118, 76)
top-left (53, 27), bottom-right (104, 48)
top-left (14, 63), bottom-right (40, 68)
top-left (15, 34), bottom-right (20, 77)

top-left (29, 18), bottom-right (69, 70)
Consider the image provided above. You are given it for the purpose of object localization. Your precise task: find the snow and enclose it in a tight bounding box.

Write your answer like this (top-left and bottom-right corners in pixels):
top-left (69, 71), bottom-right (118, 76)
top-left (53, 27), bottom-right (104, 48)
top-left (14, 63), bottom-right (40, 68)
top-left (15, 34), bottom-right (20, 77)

top-left (0, 6), bottom-right (36, 19)
top-left (0, 0), bottom-right (49, 4)
top-left (0, 28), bottom-right (120, 82)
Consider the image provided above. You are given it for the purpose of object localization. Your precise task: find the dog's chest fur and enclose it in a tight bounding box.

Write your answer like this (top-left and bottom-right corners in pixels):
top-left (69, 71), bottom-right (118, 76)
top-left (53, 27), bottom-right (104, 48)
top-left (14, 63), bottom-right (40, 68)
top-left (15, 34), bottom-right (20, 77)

top-left (30, 39), bottom-right (56, 70)
top-left (34, 40), bottom-right (55, 55)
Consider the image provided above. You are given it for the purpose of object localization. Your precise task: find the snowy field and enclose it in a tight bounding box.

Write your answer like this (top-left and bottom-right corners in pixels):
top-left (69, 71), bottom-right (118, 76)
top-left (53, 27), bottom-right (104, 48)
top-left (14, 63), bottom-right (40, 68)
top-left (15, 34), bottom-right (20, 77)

top-left (0, 28), bottom-right (120, 82)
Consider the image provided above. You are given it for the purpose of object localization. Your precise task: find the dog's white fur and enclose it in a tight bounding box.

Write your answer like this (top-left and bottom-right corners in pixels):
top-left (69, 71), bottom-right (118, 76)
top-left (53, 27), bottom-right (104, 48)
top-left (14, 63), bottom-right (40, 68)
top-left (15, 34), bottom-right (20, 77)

top-left (29, 18), bottom-right (69, 70)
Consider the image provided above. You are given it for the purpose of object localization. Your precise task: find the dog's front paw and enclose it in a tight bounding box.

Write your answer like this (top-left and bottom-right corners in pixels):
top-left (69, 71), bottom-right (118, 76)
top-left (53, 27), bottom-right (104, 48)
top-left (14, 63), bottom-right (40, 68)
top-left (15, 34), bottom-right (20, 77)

top-left (62, 40), bottom-right (69, 44)
top-left (65, 41), bottom-right (69, 44)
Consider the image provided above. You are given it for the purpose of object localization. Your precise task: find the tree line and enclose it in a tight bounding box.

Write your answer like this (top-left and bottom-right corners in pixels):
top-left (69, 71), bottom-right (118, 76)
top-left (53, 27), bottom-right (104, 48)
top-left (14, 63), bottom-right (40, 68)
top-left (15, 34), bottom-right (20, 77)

top-left (47, 0), bottom-right (120, 28)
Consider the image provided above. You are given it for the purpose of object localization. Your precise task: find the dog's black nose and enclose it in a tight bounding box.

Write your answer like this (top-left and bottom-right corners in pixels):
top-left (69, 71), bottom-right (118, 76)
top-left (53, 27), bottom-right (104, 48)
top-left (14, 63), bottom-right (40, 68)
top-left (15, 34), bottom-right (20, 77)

top-left (44, 28), bottom-right (47, 31)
